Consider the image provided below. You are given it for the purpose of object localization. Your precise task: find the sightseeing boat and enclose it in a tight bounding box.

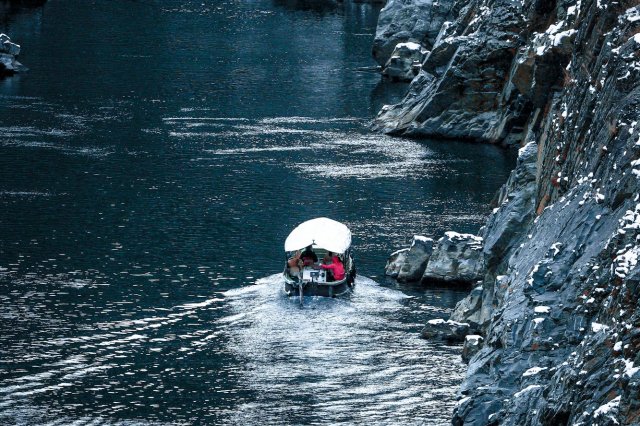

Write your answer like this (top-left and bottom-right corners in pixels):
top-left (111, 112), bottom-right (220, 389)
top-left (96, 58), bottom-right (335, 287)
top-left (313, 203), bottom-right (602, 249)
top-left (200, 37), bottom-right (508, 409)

top-left (283, 217), bottom-right (356, 302)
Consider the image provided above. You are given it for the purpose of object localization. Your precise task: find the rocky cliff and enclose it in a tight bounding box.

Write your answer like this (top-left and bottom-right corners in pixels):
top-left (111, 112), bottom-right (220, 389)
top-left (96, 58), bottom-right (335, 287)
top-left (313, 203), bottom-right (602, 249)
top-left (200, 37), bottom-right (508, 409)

top-left (376, 0), bottom-right (640, 424)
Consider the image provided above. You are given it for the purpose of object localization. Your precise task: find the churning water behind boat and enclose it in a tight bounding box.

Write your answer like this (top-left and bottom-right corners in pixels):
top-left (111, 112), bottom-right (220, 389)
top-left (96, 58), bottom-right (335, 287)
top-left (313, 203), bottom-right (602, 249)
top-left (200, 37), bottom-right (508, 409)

top-left (218, 275), bottom-right (467, 425)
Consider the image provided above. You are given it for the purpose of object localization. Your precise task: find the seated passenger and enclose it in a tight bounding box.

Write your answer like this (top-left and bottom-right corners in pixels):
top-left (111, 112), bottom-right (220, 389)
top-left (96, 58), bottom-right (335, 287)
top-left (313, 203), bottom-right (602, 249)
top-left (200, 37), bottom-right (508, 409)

top-left (300, 245), bottom-right (318, 266)
top-left (287, 250), bottom-right (302, 274)
top-left (317, 254), bottom-right (345, 281)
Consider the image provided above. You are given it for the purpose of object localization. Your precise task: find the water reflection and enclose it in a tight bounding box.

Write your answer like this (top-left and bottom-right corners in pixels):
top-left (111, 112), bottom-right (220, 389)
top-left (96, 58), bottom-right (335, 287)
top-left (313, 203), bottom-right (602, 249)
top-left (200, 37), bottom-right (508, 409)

top-left (0, 0), bottom-right (514, 424)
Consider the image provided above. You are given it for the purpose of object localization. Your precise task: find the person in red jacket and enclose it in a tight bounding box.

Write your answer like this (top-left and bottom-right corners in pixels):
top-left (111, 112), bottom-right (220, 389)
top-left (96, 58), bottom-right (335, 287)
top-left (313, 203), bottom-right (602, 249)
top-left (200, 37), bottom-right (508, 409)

top-left (317, 253), bottom-right (345, 281)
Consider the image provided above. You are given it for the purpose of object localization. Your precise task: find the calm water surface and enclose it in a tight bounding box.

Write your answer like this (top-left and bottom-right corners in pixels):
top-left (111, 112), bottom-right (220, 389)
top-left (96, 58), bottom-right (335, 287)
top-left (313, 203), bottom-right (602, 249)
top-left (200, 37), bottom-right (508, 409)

top-left (0, 1), bottom-right (515, 424)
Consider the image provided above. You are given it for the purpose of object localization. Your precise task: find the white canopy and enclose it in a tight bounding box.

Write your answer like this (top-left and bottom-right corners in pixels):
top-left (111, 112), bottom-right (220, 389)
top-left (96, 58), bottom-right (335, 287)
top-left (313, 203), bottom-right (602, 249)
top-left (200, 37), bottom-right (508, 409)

top-left (284, 217), bottom-right (352, 254)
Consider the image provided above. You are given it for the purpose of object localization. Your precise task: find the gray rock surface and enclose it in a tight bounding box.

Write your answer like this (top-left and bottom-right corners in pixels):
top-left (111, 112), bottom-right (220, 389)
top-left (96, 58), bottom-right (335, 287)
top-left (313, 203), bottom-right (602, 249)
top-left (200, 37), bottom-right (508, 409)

top-left (372, 0), bottom-right (461, 66)
top-left (382, 41), bottom-right (427, 82)
top-left (378, 0), bottom-right (640, 424)
top-left (449, 284), bottom-right (483, 330)
top-left (461, 334), bottom-right (483, 364)
top-left (420, 318), bottom-right (470, 343)
top-left (396, 235), bottom-right (433, 282)
top-left (373, 0), bottom-right (528, 143)
top-left (0, 34), bottom-right (26, 76)
top-left (372, 0), bottom-right (580, 146)
top-left (384, 247), bottom-right (409, 278)
top-left (422, 231), bottom-right (484, 283)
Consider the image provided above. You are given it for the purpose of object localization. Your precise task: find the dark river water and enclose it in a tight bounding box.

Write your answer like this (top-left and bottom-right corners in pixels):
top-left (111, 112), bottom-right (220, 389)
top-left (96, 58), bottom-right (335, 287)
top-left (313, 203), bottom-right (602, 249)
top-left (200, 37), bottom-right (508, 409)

top-left (0, 1), bottom-right (516, 424)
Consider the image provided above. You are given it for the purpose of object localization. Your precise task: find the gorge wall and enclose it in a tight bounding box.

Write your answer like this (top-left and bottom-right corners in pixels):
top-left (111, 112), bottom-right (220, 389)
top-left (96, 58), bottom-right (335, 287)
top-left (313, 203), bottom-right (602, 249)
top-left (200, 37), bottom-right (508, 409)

top-left (374, 0), bottom-right (640, 424)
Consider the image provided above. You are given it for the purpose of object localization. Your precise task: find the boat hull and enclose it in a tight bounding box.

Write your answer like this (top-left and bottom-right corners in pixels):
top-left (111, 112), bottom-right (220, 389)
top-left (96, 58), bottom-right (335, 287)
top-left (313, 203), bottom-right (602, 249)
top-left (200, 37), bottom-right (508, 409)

top-left (283, 277), bottom-right (353, 298)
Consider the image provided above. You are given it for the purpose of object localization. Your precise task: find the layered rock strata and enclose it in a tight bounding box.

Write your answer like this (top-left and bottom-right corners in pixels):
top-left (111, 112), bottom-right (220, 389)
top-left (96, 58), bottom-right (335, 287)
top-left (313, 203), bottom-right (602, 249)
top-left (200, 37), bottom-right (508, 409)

top-left (378, 0), bottom-right (640, 424)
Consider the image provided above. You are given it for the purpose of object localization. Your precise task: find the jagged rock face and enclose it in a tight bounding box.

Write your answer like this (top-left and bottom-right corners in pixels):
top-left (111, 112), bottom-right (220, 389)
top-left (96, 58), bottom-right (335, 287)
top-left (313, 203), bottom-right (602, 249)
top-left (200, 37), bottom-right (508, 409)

top-left (372, 0), bottom-right (461, 66)
top-left (450, 285), bottom-right (483, 330)
top-left (423, 231), bottom-right (485, 283)
top-left (446, 1), bottom-right (640, 425)
top-left (450, 140), bottom-right (538, 328)
top-left (382, 41), bottom-right (427, 81)
top-left (397, 235), bottom-right (434, 282)
top-left (461, 334), bottom-right (483, 363)
top-left (372, 0), bottom-right (587, 145)
top-left (374, 0), bottom-right (534, 143)
top-left (384, 235), bottom-right (434, 281)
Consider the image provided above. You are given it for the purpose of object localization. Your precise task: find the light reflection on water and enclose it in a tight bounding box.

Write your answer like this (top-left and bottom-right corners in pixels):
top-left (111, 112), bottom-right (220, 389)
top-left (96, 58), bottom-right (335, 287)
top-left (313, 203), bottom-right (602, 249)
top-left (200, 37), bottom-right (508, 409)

top-left (1, 271), bottom-right (467, 425)
top-left (223, 275), bottom-right (466, 425)
top-left (0, 99), bottom-right (512, 425)
top-left (0, 0), bottom-right (515, 424)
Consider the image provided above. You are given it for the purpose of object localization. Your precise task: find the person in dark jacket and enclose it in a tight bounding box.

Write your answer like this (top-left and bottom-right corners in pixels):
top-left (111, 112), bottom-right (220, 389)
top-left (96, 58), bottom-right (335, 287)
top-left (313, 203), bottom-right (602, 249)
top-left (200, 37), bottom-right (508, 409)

top-left (300, 245), bottom-right (318, 266)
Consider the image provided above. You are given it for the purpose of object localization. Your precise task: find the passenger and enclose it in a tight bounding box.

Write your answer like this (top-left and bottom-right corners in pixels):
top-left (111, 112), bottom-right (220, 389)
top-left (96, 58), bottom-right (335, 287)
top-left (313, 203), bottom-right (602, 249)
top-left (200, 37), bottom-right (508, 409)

top-left (287, 250), bottom-right (302, 274)
top-left (299, 245), bottom-right (318, 266)
top-left (320, 251), bottom-right (334, 280)
top-left (317, 254), bottom-right (345, 281)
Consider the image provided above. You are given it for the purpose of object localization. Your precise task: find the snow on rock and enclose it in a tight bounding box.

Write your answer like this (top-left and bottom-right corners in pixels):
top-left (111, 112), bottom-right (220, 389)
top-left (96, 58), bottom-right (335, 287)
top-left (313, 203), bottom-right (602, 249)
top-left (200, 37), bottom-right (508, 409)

top-left (514, 385), bottom-right (542, 398)
top-left (534, 306), bottom-right (551, 314)
top-left (623, 359), bottom-right (639, 378)
top-left (591, 322), bottom-right (609, 333)
top-left (593, 396), bottom-right (621, 420)
top-left (522, 367), bottom-right (547, 377)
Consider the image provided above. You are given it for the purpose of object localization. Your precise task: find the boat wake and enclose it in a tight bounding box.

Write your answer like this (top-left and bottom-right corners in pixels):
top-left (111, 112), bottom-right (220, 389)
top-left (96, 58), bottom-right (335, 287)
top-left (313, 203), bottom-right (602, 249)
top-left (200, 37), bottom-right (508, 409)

top-left (218, 274), bottom-right (464, 425)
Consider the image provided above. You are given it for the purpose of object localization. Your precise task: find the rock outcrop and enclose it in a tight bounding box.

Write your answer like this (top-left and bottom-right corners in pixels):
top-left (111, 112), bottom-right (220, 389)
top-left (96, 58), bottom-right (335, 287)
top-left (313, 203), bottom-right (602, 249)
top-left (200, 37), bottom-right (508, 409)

top-left (423, 231), bottom-right (484, 283)
top-left (385, 235), bottom-right (435, 281)
top-left (371, 0), bottom-right (580, 146)
top-left (385, 232), bottom-right (483, 284)
top-left (382, 41), bottom-right (427, 82)
top-left (421, 318), bottom-right (471, 343)
top-left (372, 0), bottom-right (461, 66)
top-left (0, 34), bottom-right (26, 76)
top-left (384, 247), bottom-right (409, 279)
top-left (377, 0), bottom-right (640, 424)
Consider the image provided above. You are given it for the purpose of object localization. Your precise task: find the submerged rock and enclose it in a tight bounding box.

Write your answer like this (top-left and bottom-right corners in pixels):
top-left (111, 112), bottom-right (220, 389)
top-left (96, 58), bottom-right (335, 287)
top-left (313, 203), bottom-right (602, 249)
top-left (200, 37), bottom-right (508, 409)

top-left (420, 318), bottom-right (470, 343)
top-left (422, 231), bottom-right (484, 284)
